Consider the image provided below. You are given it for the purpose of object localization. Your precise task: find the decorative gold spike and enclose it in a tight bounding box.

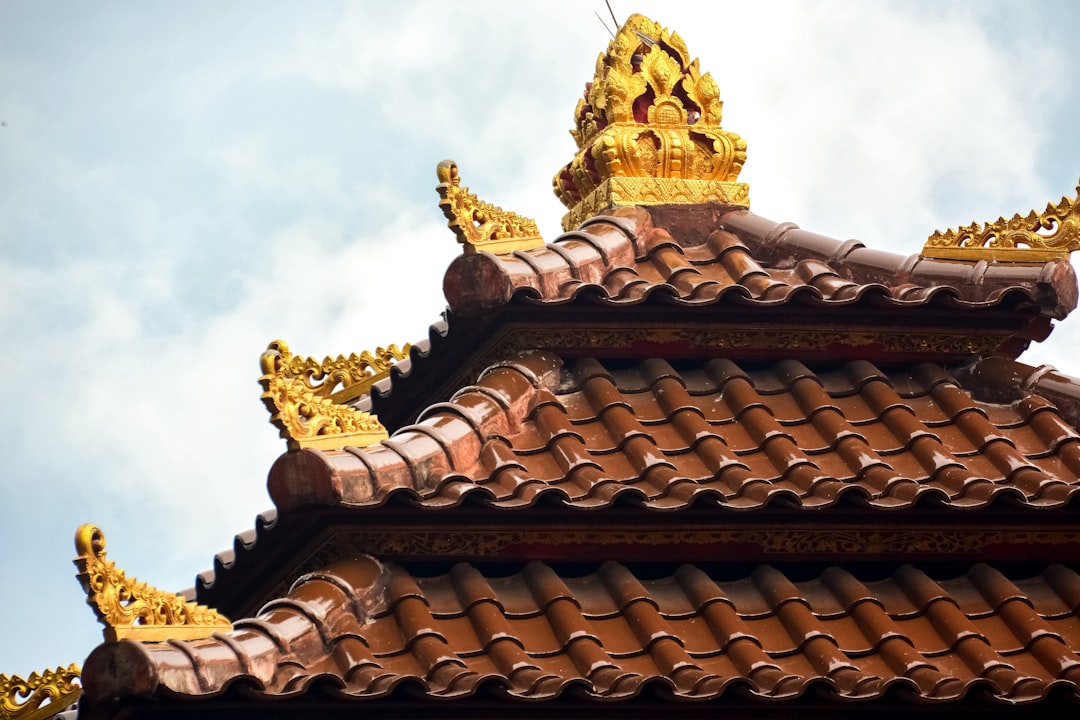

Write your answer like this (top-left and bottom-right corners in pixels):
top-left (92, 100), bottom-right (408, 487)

top-left (436, 160), bottom-right (544, 255)
top-left (73, 525), bottom-right (231, 642)
top-left (923, 180), bottom-right (1080, 262)
top-left (0, 666), bottom-right (80, 720)
top-left (259, 339), bottom-right (408, 451)
top-left (553, 13), bottom-right (749, 230)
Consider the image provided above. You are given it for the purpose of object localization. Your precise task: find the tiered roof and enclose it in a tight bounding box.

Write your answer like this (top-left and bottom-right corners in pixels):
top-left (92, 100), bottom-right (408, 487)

top-left (66, 13), bottom-right (1080, 720)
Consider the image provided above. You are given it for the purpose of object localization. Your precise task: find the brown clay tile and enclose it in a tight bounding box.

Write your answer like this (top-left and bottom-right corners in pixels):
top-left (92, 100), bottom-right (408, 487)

top-left (646, 241), bottom-right (695, 279)
top-left (544, 238), bottom-right (607, 285)
top-left (1043, 565), bottom-right (1080, 614)
top-left (354, 441), bottom-right (422, 489)
top-left (568, 225), bottom-right (637, 268)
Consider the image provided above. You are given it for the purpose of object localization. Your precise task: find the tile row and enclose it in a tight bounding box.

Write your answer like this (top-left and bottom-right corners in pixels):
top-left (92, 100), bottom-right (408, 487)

top-left (441, 208), bottom-right (1074, 318)
top-left (83, 560), bottom-right (1080, 706)
top-left (269, 353), bottom-right (1080, 512)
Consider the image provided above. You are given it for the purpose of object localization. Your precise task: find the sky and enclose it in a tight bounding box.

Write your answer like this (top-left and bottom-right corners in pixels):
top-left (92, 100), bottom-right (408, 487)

top-left (1, 1), bottom-right (1079, 676)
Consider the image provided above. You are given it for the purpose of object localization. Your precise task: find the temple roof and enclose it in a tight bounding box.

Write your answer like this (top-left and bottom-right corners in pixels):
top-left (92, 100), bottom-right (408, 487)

top-left (269, 351), bottom-right (1080, 514)
top-left (179, 348), bottom-right (1080, 624)
top-left (372, 207), bottom-right (1077, 432)
top-left (66, 12), bottom-right (1080, 719)
top-left (444, 207), bottom-right (1076, 318)
top-left (81, 558), bottom-right (1080, 711)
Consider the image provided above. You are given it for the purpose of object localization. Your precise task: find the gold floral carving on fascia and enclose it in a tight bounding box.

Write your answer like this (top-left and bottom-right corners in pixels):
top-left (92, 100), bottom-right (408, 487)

top-left (436, 160), bottom-right (544, 255)
top-left (74, 524), bottom-right (232, 642)
top-left (562, 177), bottom-right (750, 232)
top-left (0, 665), bottom-right (81, 720)
top-left (553, 13), bottom-right (749, 230)
top-left (923, 179), bottom-right (1080, 262)
top-left (281, 528), bottom-right (1080, 567)
top-left (502, 326), bottom-right (1003, 356)
top-left (259, 339), bottom-right (410, 451)
top-left (437, 325), bottom-right (1006, 419)
top-left (257, 527), bottom-right (1080, 604)
top-left (738, 530), bottom-right (986, 555)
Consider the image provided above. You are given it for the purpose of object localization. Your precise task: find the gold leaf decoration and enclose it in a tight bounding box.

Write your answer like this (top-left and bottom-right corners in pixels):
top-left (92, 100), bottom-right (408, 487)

top-left (923, 180), bottom-right (1080, 262)
top-left (553, 13), bottom-right (749, 230)
top-left (259, 339), bottom-right (408, 451)
top-left (436, 160), bottom-right (544, 255)
top-left (0, 666), bottom-right (80, 720)
top-left (73, 524), bottom-right (231, 642)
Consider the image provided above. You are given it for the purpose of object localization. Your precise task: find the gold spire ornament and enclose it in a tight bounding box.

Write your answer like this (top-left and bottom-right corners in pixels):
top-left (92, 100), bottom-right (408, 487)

top-left (74, 525), bottom-right (231, 642)
top-left (0, 666), bottom-right (81, 720)
top-left (554, 14), bottom-right (750, 230)
top-left (922, 179), bottom-right (1080, 262)
top-left (259, 339), bottom-right (410, 451)
top-left (436, 160), bottom-right (544, 254)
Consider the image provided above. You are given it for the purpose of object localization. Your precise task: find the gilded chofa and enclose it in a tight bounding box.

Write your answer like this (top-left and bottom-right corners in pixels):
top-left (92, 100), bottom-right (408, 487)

top-left (554, 13), bottom-right (749, 230)
top-left (436, 160), bottom-right (544, 255)
top-left (923, 180), bottom-right (1080, 262)
top-left (259, 339), bottom-right (410, 451)
top-left (0, 665), bottom-right (81, 720)
top-left (74, 524), bottom-right (231, 642)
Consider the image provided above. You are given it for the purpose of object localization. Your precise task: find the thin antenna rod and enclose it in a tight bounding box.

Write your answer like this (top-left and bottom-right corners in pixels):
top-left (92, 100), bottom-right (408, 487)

top-left (594, 11), bottom-right (615, 39)
top-left (605, 0), bottom-right (619, 29)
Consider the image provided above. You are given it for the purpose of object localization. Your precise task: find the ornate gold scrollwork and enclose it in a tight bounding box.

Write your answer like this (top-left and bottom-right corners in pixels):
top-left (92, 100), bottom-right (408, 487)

top-left (259, 339), bottom-right (408, 451)
top-left (0, 666), bottom-right (80, 720)
top-left (923, 180), bottom-right (1080, 262)
top-left (73, 524), bottom-right (231, 642)
top-left (436, 160), bottom-right (544, 255)
top-left (553, 14), bottom-right (749, 230)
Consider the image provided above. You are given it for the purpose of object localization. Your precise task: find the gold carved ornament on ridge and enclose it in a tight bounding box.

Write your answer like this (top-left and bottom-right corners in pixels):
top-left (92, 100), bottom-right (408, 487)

top-left (259, 339), bottom-right (410, 451)
top-left (923, 179), bottom-right (1080, 262)
top-left (73, 524), bottom-right (231, 643)
top-left (436, 160), bottom-right (544, 255)
top-left (0, 666), bottom-right (80, 720)
top-left (554, 13), bottom-right (750, 230)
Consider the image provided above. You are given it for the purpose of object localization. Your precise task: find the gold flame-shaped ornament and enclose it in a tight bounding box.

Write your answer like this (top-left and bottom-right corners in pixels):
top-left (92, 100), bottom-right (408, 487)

top-left (437, 160), bottom-right (544, 255)
top-left (554, 14), bottom-right (749, 230)
top-left (0, 666), bottom-right (81, 720)
top-left (922, 180), bottom-right (1080, 262)
top-left (259, 340), bottom-right (410, 451)
top-left (74, 524), bottom-right (232, 642)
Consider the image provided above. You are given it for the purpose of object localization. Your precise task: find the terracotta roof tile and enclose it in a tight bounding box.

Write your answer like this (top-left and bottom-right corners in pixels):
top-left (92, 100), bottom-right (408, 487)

top-left (81, 561), bottom-right (1080, 708)
top-left (442, 207), bottom-right (1076, 318)
top-left (269, 353), bottom-right (1080, 513)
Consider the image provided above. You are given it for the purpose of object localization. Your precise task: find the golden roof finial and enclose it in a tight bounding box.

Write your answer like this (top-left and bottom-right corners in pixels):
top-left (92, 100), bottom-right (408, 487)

top-left (0, 665), bottom-right (81, 720)
top-left (74, 525), bottom-right (231, 642)
top-left (553, 13), bottom-right (749, 230)
top-left (259, 339), bottom-right (410, 451)
top-left (922, 179), bottom-right (1080, 262)
top-left (436, 160), bottom-right (544, 255)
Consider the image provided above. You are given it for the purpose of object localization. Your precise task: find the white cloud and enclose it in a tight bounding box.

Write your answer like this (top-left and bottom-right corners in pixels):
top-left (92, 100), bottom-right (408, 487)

top-left (1, 0), bottom-right (1078, 674)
